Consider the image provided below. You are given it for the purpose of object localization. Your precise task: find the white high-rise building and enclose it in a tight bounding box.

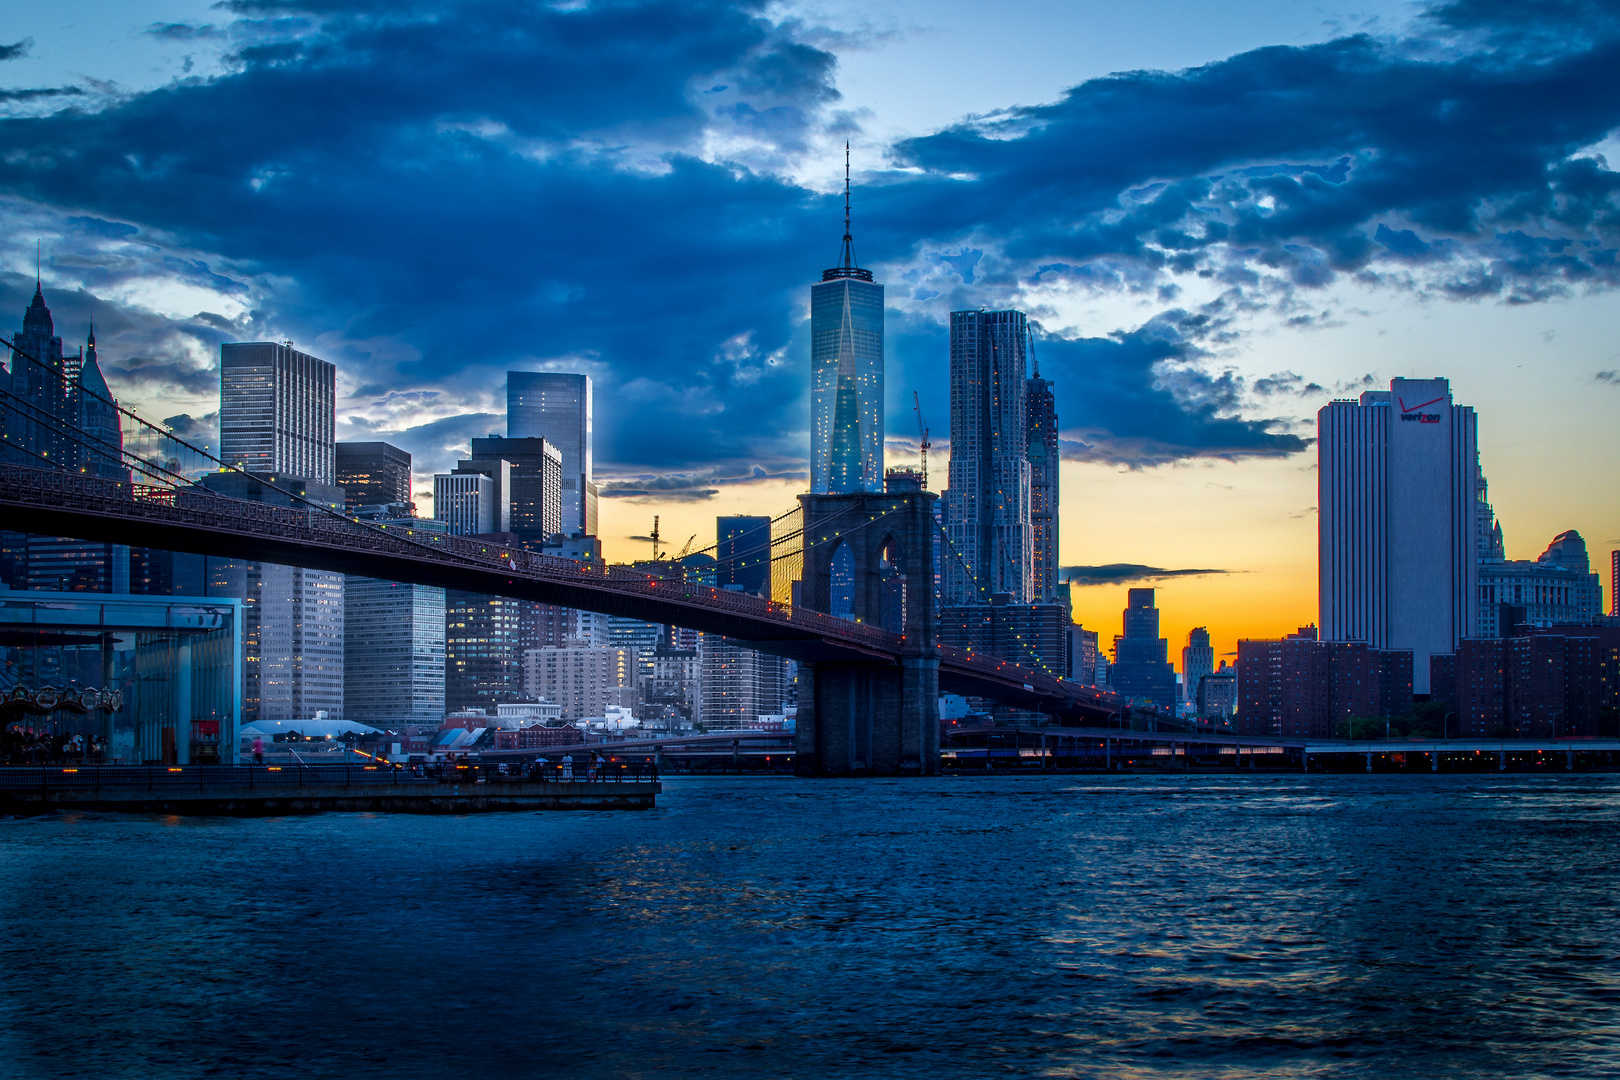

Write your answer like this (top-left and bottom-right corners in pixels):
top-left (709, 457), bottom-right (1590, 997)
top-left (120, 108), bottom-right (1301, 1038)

top-left (1318, 377), bottom-right (1479, 693)
top-left (522, 646), bottom-right (638, 721)
top-left (433, 472), bottom-right (497, 535)
top-left (219, 342), bottom-right (336, 483)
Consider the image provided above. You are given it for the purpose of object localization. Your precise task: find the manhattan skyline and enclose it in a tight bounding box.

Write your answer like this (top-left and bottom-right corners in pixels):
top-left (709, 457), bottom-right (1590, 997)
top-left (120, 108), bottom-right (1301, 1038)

top-left (2, 0), bottom-right (1619, 661)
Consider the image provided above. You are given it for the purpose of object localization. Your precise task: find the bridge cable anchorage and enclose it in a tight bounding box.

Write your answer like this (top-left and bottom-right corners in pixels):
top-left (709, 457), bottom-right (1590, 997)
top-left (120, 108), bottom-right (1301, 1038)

top-left (0, 332), bottom-right (509, 570)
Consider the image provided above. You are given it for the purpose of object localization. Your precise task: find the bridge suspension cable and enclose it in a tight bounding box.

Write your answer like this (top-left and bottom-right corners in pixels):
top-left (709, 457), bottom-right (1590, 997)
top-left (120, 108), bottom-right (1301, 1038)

top-left (0, 332), bottom-right (508, 570)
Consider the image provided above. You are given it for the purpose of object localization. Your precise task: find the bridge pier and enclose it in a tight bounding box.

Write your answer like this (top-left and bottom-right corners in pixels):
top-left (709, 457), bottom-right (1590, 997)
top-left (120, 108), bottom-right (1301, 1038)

top-left (1499, 750), bottom-right (1506, 771)
top-left (794, 488), bottom-right (940, 777)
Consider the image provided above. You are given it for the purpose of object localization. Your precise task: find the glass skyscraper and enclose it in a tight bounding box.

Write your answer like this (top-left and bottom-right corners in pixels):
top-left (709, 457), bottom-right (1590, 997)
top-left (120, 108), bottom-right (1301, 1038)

top-left (1026, 359), bottom-right (1060, 602)
top-left (507, 372), bottom-right (595, 536)
top-left (942, 309), bottom-right (1032, 603)
top-left (810, 160), bottom-right (884, 494)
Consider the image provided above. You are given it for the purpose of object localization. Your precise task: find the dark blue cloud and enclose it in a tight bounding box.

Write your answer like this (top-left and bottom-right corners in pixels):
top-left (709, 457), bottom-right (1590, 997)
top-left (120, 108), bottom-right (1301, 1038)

top-left (881, 12), bottom-right (1620, 306)
top-left (2, 0), bottom-right (1618, 481)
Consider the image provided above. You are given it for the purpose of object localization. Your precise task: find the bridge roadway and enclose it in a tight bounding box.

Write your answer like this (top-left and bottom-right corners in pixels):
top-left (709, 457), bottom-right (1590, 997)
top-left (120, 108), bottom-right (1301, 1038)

top-left (0, 464), bottom-right (1120, 719)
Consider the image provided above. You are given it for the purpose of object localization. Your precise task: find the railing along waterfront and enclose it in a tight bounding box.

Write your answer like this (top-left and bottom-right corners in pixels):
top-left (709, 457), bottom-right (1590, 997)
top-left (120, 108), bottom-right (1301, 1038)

top-left (0, 762), bottom-right (660, 791)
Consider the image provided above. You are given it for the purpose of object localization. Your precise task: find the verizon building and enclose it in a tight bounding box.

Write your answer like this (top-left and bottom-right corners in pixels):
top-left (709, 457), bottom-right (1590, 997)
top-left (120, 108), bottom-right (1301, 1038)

top-left (1318, 378), bottom-right (1478, 694)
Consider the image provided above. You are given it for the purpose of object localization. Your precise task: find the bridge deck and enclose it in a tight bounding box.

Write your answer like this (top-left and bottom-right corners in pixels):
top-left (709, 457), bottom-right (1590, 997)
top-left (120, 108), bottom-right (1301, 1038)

top-left (0, 465), bottom-right (1120, 717)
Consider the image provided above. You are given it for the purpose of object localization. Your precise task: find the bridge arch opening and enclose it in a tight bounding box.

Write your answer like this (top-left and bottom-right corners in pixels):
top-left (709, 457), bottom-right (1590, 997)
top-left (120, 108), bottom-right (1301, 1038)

top-left (829, 540), bottom-right (854, 621)
top-left (876, 534), bottom-right (907, 635)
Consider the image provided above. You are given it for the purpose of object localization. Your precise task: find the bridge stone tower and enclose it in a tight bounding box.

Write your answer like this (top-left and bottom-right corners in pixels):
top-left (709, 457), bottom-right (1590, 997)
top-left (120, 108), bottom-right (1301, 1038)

top-left (795, 481), bottom-right (940, 776)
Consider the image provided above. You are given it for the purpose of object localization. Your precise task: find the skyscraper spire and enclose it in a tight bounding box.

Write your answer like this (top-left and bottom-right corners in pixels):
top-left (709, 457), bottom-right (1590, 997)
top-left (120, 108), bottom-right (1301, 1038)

top-left (822, 145), bottom-right (872, 283)
top-left (841, 142), bottom-right (855, 270)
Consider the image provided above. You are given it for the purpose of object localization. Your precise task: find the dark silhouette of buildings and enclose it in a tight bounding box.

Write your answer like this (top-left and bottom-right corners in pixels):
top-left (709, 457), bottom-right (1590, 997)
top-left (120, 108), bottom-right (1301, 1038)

top-left (1109, 589), bottom-right (1176, 708)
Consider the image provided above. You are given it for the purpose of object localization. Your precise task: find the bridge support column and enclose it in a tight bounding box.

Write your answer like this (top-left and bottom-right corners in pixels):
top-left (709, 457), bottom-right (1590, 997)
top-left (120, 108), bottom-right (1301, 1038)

top-left (1567, 748), bottom-right (1574, 771)
top-left (794, 488), bottom-right (939, 778)
top-left (1498, 750), bottom-right (1506, 772)
top-left (1430, 750), bottom-right (1439, 772)
top-left (1366, 751), bottom-right (1373, 773)
top-left (795, 657), bottom-right (939, 776)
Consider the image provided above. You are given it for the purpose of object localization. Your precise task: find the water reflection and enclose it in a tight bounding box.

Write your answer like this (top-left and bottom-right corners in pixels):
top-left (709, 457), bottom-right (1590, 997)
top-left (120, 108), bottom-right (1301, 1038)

top-left (1, 774), bottom-right (1617, 1078)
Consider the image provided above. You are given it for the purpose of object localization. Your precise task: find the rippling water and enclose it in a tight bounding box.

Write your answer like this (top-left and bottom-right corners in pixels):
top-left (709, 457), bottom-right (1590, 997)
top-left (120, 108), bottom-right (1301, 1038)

top-left (3, 774), bottom-right (1619, 1079)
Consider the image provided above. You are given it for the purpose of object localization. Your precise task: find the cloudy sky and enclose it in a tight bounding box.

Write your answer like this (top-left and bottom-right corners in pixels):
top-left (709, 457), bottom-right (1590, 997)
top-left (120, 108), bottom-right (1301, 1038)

top-left (4, 0), bottom-right (1619, 656)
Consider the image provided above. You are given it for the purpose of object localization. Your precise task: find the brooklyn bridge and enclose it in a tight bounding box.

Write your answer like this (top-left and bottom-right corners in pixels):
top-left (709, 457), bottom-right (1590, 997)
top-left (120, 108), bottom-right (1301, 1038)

top-left (0, 438), bottom-right (1122, 777)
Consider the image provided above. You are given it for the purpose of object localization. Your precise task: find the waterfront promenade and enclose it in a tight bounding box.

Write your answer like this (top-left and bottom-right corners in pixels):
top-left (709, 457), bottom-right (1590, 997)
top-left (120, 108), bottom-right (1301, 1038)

top-left (0, 762), bottom-right (661, 814)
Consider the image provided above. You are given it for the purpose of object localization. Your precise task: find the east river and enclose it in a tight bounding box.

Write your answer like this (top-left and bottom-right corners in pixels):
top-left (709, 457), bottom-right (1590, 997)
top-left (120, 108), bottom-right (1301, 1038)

top-left (2, 774), bottom-right (1617, 1078)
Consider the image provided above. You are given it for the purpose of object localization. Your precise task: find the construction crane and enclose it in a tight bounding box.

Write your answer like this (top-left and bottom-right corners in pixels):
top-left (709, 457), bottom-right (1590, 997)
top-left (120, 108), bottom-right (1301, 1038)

top-left (675, 534), bottom-right (698, 560)
top-left (913, 390), bottom-right (932, 489)
top-left (629, 515), bottom-right (663, 560)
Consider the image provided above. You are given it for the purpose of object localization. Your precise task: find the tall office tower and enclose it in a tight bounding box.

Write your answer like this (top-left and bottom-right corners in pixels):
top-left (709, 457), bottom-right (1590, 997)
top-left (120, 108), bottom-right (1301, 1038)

top-left (219, 342), bottom-right (336, 483)
top-left (222, 561), bottom-right (344, 721)
top-left (1110, 588), bottom-right (1176, 707)
top-left (1318, 378), bottom-right (1478, 694)
top-left (343, 577), bottom-right (445, 721)
top-left (717, 515), bottom-right (771, 596)
top-left (699, 635), bottom-right (788, 730)
top-left (507, 372), bottom-right (595, 535)
top-left (810, 151), bottom-right (884, 494)
top-left (336, 442), bottom-right (412, 511)
top-left (1025, 358), bottom-right (1060, 602)
top-left (942, 309), bottom-right (1033, 603)
top-left (1181, 627), bottom-right (1214, 704)
top-left (470, 435), bottom-right (562, 549)
top-left (433, 472), bottom-right (499, 535)
top-left (445, 591), bottom-right (523, 711)
top-left (214, 340), bottom-right (343, 721)
top-left (1613, 550), bottom-right (1619, 617)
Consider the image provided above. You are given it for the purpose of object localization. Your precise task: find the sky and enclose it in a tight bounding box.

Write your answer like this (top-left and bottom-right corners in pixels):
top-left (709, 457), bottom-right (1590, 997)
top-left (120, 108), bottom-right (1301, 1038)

top-left (3, 0), bottom-right (1619, 665)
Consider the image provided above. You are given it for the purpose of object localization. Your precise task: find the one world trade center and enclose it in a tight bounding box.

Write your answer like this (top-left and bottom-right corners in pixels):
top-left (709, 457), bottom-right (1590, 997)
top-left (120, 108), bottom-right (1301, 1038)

top-left (810, 147), bottom-right (884, 494)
